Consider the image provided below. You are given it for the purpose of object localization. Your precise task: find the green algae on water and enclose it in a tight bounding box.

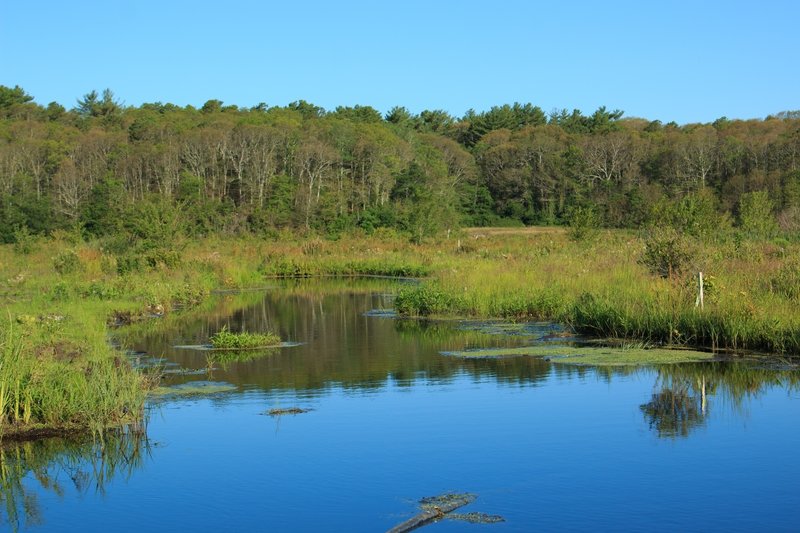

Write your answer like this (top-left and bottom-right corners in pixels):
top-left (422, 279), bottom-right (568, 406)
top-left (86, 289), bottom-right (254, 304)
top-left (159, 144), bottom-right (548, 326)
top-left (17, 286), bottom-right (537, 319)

top-left (441, 345), bottom-right (716, 366)
top-left (148, 381), bottom-right (237, 397)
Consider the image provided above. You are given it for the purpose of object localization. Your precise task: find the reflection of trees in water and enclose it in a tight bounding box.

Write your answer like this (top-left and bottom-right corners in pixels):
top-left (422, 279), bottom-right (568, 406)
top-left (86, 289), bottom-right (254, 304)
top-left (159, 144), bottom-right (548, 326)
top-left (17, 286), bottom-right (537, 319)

top-left (641, 362), bottom-right (800, 438)
top-left (126, 283), bottom-right (800, 429)
top-left (0, 425), bottom-right (150, 532)
top-left (640, 376), bottom-right (706, 438)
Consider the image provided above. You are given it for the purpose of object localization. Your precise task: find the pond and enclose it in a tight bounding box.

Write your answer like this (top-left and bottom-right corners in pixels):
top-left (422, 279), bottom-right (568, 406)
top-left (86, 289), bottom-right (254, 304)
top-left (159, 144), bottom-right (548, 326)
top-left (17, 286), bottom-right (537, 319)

top-left (3, 280), bottom-right (800, 532)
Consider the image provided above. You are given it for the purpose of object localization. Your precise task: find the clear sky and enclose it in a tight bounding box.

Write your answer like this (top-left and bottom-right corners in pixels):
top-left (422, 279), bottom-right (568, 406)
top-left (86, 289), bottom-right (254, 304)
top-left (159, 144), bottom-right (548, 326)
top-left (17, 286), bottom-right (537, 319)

top-left (1, 0), bottom-right (798, 124)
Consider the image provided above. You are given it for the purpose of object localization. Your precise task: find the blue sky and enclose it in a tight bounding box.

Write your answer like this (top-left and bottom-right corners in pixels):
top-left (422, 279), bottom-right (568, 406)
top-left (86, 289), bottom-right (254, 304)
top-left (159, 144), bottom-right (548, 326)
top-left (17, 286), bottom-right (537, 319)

top-left (2, 0), bottom-right (798, 124)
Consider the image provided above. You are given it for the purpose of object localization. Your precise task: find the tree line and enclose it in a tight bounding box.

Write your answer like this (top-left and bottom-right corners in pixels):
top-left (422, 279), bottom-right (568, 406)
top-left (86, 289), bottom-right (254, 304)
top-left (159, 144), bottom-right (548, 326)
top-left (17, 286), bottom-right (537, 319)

top-left (1, 84), bottom-right (798, 244)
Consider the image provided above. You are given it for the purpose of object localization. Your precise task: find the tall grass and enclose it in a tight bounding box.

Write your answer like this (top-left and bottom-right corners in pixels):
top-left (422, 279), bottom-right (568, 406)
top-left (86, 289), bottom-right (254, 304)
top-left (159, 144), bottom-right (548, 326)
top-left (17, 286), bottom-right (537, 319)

top-left (0, 321), bottom-right (147, 438)
top-left (394, 230), bottom-right (800, 354)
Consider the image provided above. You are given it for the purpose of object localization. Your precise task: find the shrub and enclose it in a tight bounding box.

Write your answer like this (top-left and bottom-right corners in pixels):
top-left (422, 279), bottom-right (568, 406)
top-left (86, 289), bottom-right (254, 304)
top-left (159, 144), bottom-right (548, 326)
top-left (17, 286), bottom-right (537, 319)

top-left (567, 206), bottom-right (600, 242)
top-left (738, 191), bottom-right (778, 239)
top-left (53, 250), bottom-right (83, 275)
top-left (12, 226), bottom-right (37, 255)
top-left (640, 227), bottom-right (696, 279)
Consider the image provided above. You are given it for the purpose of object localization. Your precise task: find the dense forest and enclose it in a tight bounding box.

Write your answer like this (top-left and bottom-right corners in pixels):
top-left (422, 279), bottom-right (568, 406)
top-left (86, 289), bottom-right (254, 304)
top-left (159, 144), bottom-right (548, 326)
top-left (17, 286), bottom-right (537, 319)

top-left (1, 84), bottom-right (799, 244)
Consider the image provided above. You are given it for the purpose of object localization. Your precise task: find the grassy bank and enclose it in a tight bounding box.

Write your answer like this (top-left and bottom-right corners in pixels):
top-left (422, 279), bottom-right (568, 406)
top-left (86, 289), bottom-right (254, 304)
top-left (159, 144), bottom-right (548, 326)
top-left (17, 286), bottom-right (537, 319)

top-left (394, 229), bottom-right (800, 355)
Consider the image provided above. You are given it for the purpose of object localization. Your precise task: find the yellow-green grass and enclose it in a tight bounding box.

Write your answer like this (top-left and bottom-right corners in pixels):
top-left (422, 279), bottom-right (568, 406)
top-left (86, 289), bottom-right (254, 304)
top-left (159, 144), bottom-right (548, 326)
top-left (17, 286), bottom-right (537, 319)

top-left (394, 230), bottom-right (800, 355)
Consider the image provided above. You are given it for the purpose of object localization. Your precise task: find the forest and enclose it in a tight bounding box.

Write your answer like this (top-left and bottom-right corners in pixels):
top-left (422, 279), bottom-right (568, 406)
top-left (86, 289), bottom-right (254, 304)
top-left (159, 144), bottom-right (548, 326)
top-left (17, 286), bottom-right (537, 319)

top-left (1, 84), bottom-right (799, 245)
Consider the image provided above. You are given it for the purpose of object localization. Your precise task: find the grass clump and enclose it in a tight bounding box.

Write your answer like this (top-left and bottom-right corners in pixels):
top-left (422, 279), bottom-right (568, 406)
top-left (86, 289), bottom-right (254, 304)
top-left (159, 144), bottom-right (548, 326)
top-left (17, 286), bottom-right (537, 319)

top-left (209, 326), bottom-right (280, 350)
top-left (0, 321), bottom-right (147, 439)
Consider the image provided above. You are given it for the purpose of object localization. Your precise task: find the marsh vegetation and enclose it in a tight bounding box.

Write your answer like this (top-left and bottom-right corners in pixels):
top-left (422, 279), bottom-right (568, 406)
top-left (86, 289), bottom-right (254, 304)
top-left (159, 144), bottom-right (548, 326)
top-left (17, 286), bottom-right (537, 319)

top-left (2, 223), bottom-right (800, 440)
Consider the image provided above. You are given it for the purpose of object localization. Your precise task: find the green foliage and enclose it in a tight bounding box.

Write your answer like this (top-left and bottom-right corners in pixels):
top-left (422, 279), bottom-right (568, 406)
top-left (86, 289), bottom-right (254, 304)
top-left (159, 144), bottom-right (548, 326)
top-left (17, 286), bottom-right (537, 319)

top-left (0, 320), bottom-right (145, 433)
top-left (53, 250), bottom-right (83, 275)
top-left (123, 195), bottom-right (184, 249)
top-left (385, 106), bottom-right (412, 125)
top-left (653, 189), bottom-right (731, 240)
top-left (0, 90), bottom-right (798, 239)
top-left (394, 284), bottom-right (461, 316)
top-left (0, 85), bottom-right (33, 109)
top-left (640, 227), bottom-right (696, 279)
top-left (738, 191), bottom-right (778, 239)
top-left (567, 206), bottom-right (600, 242)
top-left (82, 178), bottom-right (126, 238)
top-left (11, 226), bottom-right (37, 255)
top-left (770, 257), bottom-right (800, 300)
top-left (209, 326), bottom-right (280, 349)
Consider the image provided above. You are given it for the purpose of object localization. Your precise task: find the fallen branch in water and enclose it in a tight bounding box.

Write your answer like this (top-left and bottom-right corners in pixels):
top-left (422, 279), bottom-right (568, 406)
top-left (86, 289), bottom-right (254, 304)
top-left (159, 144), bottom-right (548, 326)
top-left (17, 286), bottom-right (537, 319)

top-left (386, 493), bottom-right (476, 533)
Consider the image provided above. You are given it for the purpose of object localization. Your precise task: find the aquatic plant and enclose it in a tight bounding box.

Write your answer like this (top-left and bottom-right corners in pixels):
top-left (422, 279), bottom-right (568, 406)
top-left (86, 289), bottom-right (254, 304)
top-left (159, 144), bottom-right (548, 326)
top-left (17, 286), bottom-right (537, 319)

top-left (209, 326), bottom-right (280, 349)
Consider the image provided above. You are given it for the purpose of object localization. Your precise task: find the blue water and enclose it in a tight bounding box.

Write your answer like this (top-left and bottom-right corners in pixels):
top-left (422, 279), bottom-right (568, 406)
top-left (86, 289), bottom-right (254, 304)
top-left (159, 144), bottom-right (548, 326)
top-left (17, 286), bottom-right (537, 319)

top-left (4, 284), bottom-right (800, 532)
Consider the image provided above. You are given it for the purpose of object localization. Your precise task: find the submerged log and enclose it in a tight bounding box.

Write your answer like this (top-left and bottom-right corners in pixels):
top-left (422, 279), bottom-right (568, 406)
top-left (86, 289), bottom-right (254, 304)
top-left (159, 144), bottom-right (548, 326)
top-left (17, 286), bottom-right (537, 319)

top-left (386, 493), bottom-right (476, 533)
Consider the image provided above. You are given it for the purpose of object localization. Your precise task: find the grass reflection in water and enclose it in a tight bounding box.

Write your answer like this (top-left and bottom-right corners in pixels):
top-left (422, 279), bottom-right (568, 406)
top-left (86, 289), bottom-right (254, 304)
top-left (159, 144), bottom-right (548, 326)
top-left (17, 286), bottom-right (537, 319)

top-left (0, 425), bottom-right (150, 532)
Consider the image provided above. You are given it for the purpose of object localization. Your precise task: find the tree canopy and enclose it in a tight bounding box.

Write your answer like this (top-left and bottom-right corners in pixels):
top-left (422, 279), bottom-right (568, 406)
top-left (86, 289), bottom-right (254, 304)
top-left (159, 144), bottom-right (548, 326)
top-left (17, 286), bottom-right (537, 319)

top-left (0, 84), bottom-right (798, 242)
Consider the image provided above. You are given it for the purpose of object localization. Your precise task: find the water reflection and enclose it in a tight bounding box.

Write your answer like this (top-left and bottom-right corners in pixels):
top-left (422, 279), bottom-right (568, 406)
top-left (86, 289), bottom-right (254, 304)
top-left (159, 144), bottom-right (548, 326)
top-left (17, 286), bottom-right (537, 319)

top-left (0, 426), bottom-right (150, 532)
top-left (641, 362), bottom-right (800, 438)
top-left (127, 280), bottom-right (800, 439)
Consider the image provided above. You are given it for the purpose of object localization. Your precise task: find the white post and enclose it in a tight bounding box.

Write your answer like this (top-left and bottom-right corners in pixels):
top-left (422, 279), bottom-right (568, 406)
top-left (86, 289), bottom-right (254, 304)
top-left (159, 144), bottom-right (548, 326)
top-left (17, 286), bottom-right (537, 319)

top-left (699, 271), bottom-right (704, 310)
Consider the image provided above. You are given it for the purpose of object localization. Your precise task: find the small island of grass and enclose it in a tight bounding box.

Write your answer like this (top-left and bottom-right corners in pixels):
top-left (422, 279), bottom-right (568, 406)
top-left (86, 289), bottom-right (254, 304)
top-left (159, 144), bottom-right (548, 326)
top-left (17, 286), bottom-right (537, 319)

top-left (209, 326), bottom-right (281, 350)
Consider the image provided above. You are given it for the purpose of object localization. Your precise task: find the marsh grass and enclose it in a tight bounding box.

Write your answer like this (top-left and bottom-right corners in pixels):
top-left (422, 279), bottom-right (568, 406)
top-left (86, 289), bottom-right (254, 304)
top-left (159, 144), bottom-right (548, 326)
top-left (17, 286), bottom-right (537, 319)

top-left (209, 326), bottom-right (280, 349)
top-left (393, 230), bottom-right (800, 354)
top-left (0, 320), bottom-right (146, 439)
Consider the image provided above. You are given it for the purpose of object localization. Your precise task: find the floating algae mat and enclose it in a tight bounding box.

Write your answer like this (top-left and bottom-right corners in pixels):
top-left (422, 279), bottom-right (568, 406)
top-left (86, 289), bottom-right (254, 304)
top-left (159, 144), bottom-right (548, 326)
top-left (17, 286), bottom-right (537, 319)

top-left (441, 345), bottom-right (716, 366)
top-left (149, 380), bottom-right (238, 397)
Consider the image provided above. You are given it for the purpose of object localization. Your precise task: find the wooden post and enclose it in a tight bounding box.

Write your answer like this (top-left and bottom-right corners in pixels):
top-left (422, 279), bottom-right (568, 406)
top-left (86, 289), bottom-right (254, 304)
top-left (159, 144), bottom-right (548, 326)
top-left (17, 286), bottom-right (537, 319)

top-left (699, 271), bottom-right (704, 310)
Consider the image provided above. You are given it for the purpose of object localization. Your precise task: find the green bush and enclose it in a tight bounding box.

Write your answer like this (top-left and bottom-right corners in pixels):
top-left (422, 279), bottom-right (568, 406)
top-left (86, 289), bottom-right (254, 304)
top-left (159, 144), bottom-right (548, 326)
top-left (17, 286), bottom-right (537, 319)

top-left (640, 227), bottom-right (696, 279)
top-left (567, 206), bottom-right (600, 242)
top-left (12, 226), bottom-right (37, 255)
top-left (83, 280), bottom-right (122, 300)
top-left (738, 191), bottom-right (778, 239)
top-left (53, 250), bottom-right (83, 275)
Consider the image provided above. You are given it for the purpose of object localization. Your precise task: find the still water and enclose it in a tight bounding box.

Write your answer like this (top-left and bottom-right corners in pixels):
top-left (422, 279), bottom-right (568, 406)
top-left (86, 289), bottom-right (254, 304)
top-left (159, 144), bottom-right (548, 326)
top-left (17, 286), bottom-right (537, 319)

top-left (3, 281), bottom-right (800, 532)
